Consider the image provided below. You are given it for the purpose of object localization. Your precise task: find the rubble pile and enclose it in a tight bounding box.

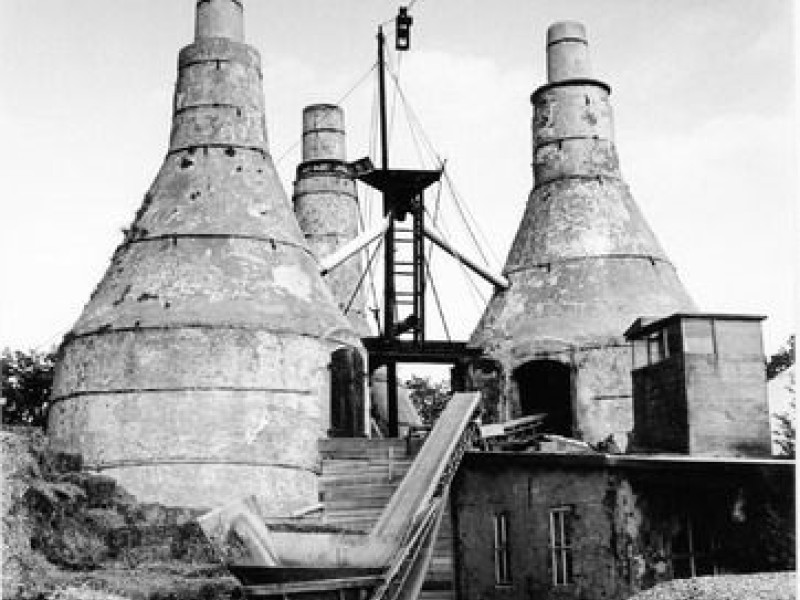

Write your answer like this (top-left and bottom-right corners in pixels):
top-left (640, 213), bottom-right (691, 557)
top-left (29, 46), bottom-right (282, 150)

top-left (1, 427), bottom-right (236, 600)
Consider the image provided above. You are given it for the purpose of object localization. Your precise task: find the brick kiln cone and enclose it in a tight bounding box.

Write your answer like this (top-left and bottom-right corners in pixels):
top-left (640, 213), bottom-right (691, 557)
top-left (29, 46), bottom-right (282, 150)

top-left (292, 104), bottom-right (372, 336)
top-left (469, 22), bottom-right (696, 444)
top-left (48, 0), bottom-right (362, 513)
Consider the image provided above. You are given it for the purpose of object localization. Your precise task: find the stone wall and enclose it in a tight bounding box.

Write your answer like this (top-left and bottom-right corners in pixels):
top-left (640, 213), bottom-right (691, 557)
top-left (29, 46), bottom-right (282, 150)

top-left (685, 355), bottom-right (772, 456)
top-left (632, 355), bottom-right (689, 453)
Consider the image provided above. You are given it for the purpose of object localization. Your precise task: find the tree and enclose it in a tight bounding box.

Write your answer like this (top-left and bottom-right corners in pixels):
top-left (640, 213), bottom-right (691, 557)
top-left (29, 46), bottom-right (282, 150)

top-left (773, 395), bottom-right (795, 458)
top-left (1, 348), bottom-right (56, 428)
top-left (767, 335), bottom-right (795, 379)
top-left (767, 335), bottom-right (795, 458)
top-left (406, 376), bottom-right (450, 426)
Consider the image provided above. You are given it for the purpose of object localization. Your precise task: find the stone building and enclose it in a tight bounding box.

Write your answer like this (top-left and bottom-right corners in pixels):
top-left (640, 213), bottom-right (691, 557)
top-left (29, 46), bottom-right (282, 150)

top-left (625, 313), bottom-right (772, 457)
top-left (453, 310), bottom-right (791, 600)
top-left (47, 0), bottom-right (362, 514)
top-left (452, 453), bottom-right (793, 600)
top-left (469, 22), bottom-right (696, 448)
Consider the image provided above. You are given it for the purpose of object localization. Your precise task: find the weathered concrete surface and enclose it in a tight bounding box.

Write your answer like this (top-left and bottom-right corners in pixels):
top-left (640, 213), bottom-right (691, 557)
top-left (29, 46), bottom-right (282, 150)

top-left (49, 1), bottom-right (361, 513)
top-left (684, 321), bottom-right (772, 457)
top-left (547, 21), bottom-right (592, 82)
top-left (293, 104), bottom-right (371, 335)
top-left (470, 22), bottom-right (695, 446)
top-left (630, 316), bottom-right (772, 457)
top-left (195, 0), bottom-right (244, 42)
top-left (685, 355), bottom-right (772, 457)
top-left (301, 103), bottom-right (347, 162)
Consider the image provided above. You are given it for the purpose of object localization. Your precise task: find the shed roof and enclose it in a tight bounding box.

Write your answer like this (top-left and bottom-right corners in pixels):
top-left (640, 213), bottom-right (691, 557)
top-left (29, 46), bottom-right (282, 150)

top-left (624, 313), bottom-right (766, 341)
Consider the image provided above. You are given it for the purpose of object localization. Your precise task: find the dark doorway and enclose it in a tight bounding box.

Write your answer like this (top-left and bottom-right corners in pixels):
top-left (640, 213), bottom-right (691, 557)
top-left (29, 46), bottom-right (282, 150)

top-left (330, 348), bottom-right (366, 437)
top-left (513, 360), bottom-right (572, 436)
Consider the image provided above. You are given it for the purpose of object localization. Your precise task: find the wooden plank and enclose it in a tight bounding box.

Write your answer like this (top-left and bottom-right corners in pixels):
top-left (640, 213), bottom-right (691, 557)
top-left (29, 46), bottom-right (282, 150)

top-left (244, 575), bottom-right (383, 594)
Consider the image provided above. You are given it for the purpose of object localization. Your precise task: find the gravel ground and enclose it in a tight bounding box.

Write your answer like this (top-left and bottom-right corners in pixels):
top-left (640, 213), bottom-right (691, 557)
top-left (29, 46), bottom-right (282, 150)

top-left (630, 572), bottom-right (797, 600)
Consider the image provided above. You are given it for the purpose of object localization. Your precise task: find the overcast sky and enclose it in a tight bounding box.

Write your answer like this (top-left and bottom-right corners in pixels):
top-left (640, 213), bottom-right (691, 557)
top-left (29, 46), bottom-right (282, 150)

top-left (0, 0), bottom-right (796, 357)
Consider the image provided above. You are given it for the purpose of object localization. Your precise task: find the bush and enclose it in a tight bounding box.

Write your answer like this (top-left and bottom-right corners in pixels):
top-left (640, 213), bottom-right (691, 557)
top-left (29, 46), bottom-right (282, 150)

top-left (2, 349), bottom-right (56, 428)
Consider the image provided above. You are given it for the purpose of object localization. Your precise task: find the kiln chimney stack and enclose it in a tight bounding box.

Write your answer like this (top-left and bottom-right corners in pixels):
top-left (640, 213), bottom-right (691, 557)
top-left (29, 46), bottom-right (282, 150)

top-left (195, 0), bottom-right (244, 42)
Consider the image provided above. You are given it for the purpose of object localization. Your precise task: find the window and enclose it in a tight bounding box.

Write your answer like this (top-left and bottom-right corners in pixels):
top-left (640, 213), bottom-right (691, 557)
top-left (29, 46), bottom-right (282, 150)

top-left (493, 512), bottom-right (511, 585)
top-left (633, 328), bottom-right (674, 369)
top-left (683, 319), bottom-right (715, 355)
top-left (714, 320), bottom-right (762, 357)
top-left (549, 506), bottom-right (574, 586)
top-left (671, 516), bottom-right (718, 579)
top-left (647, 330), bottom-right (669, 364)
top-left (632, 339), bottom-right (649, 369)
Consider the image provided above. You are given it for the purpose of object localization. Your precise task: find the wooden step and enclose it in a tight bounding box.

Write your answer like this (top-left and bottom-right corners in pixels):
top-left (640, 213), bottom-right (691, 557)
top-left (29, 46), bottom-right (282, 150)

top-left (319, 438), bottom-right (408, 450)
top-left (321, 474), bottom-right (406, 488)
top-left (324, 496), bottom-right (394, 511)
top-left (418, 590), bottom-right (453, 600)
top-left (322, 467), bottom-right (411, 486)
top-left (321, 461), bottom-right (412, 476)
top-left (317, 435), bottom-right (456, 598)
top-left (427, 557), bottom-right (453, 573)
top-left (319, 438), bottom-right (409, 459)
top-left (322, 519), bottom-right (374, 532)
top-left (323, 507), bottom-right (384, 521)
top-left (320, 483), bottom-right (398, 500)
top-left (321, 456), bottom-right (414, 468)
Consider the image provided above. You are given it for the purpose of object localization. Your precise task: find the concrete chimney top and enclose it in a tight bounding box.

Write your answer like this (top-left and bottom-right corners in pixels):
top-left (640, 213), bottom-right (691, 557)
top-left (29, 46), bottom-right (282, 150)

top-left (302, 104), bottom-right (346, 162)
top-left (195, 0), bottom-right (244, 42)
top-left (546, 21), bottom-right (592, 83)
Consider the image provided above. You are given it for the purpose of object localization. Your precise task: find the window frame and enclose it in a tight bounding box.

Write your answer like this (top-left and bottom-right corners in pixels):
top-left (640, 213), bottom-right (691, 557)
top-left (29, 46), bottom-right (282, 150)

top-left (493, 511), bottom-right (512, 586)
top-left (682, 318), bottom-right (716, 355)
top-left (670, 515), bottom-right (719, 579)
top-left (548, 506), bottom-right (574, 586)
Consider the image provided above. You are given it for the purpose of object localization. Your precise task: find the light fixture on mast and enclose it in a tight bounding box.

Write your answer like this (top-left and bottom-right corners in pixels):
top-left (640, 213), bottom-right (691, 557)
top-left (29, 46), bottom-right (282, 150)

top-left (395, 7), bottom-right (413, 51)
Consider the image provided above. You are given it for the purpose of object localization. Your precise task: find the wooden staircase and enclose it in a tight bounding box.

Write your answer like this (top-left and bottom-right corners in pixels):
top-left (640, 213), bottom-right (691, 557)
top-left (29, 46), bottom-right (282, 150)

top-left (319, 438), bottom-right (455, 600)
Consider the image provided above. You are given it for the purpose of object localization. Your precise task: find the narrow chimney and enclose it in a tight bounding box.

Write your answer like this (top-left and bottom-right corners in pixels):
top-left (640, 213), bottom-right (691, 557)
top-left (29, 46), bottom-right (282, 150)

top-left (302, 103), bottom-right (347, 162)
top-left (195, 0), bottom-right (244, 42)
top-left (546, 21), bottom-right (592, 82)
top-left (293, 104), bottom-right (371, 336)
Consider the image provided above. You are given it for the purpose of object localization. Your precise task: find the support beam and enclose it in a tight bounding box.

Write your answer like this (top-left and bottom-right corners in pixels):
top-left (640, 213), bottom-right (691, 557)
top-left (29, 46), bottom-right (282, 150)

top-left (320, 215), bottom-right (392, 275)
top-left (423, 227), bottom-right (510, 290)
top-left (386, 362), bottom-right (399, 438)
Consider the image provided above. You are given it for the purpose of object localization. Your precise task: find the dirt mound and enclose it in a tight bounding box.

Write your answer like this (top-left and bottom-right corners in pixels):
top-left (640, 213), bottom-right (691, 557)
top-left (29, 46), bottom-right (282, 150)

top-left (1, 427), bottom-right (237, 600)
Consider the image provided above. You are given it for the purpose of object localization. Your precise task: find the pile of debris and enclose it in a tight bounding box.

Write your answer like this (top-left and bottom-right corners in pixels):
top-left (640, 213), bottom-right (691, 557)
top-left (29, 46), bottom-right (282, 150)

top-left (478, 415), bottom-right (610, 454)
top-left (1, 427), bottom-right (236, 600)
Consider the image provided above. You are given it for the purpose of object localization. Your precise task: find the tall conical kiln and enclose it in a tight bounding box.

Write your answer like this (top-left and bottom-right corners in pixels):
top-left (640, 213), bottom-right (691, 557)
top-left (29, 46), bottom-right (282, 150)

top-left (48, 0), bottom-right (362, 512)
top-left (471, 22), bottom-right (696, 446)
